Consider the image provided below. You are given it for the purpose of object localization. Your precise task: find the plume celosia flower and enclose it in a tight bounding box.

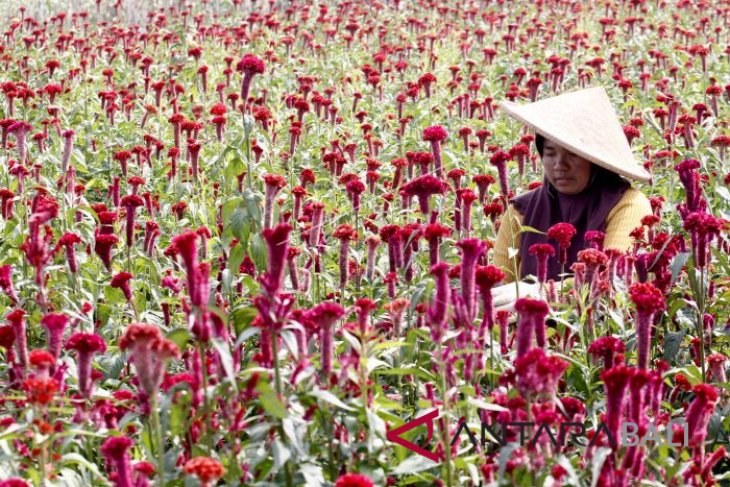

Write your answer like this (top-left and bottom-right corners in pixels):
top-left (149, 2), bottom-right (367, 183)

top-left (601, 365), bottom-right (634, 447)
top-left (456, 238), bottom-right (487, 322)
top-left (261, 223), bottom-right (292, 296)
top-left (307, 302), bottom-right (345, 378)
top-left (40, 312), bottom-right (69, 365)
top-left (685, 383), bottom-right (719, 448)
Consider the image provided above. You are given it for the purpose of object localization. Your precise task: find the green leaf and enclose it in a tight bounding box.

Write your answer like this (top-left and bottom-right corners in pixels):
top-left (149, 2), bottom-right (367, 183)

top-left (166, 328), bottom-right (192, 351)
top-left (391, 452), bottom-right (439, 475)
top-left (211, 337), bottom-right (238, 392)
top-left (591, 447), bottom-right (612, 487)
top-left (310, 389), bottom-right (356, 411)
top-left (259, 392), bottom-right (288, 419)
top-left (663, 330), bottom-right (685, 361)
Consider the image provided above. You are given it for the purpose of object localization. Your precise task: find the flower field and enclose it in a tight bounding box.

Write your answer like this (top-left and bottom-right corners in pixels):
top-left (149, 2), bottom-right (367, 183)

top-left (0, 0), bottom-right (729, 485)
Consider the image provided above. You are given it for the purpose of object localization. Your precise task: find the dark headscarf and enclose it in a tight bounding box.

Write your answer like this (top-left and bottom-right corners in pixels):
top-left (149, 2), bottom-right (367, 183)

top-left (510, 163), bottom-right (631, 281)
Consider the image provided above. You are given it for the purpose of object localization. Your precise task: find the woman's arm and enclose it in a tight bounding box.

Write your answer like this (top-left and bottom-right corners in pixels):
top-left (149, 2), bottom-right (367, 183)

top-left (491, 205), bottom-right (523, 284)
top-left (603, 187), bottom-right (654, 252)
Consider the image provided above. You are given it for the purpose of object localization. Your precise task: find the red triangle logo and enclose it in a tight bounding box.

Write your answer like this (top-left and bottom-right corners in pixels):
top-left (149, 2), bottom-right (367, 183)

top-left (386, 409), bottom-right (440, 462)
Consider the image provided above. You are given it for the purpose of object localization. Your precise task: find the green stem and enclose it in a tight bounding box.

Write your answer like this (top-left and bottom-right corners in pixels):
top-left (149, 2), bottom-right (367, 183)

top-left (150, 394), bottom-right (165, 486)
top-left (197, 338), bottom-right (214, 453)
top-left (440, 366), bottom-right (453, 487)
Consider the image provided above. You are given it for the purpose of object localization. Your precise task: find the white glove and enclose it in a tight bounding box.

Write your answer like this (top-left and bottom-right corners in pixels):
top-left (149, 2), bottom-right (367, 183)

top-left (491, 280), bottom-right (542, 313)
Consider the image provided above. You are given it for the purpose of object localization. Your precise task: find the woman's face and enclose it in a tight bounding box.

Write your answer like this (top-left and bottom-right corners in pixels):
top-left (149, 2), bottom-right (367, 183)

top-left (541, 138), bottom-right (594, 195)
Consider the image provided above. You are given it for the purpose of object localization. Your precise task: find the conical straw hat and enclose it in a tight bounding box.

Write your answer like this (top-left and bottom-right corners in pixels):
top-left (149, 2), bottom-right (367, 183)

top-left (499, 86), bottom-right (652, 183)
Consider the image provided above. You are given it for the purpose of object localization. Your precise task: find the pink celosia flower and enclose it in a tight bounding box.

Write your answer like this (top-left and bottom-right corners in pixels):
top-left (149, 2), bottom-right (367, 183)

top-left (261, 223), bottom-right (293, 296)
top-left (101, 436), bottom-right (134, 487)
top-left (514, 347), bottom-right (569, 402)
top-left (307, 302), bottom-right (345, 378)
top-left (514, 298), bottom-right (550, 359)
top-left (119, 323), bottom-right (180, 400)
top-left (40, 313), bottom-right (69, 365)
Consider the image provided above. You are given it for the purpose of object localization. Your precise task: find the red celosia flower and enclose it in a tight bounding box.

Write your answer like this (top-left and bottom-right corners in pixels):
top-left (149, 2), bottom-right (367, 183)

top-left (119, 323), bottom-right (180, 399)
top-left (685, 383), bottom-right (719, 448)
top-left (514, 347), bottom-right (569, 402)
top-left (401, 175), bottom-right (446, 214)
top-left (601, 365), bottom-right (634, 447)
top-left (475, 265), bottom-right (505, 334)
top-left (65, 333), bottom-right (106, 398)
top-left (111, 272), bottom-right (134, 301)
top-left (184, 456), bottom-right (225, 487)
top-left (94, 233), bottom-right (119, 270)
top-left (307, 302), bottom-right (345, 378)
top-left (588, 336), bottom-right (626, 370)
top-left (629, 282), bottom-right (665, 369)
top-left (547, 222), bottom-right (577, 265)
top-left (22, 376), bottom-right (59, 406)
top-left (40, 313), bottom-right (69, 364)
top-left (334, 473), bottom-right (375, 487)
top-left (101, 436), bottom-right (134, 487)
top-left (490, 150), bottom-right (511, 197)
top-left (261, 223), bottom-right (293, 296)
top-left (422, 125), bottom-right (448, 178)
top-left (528, 243), bottom-right (555, 284)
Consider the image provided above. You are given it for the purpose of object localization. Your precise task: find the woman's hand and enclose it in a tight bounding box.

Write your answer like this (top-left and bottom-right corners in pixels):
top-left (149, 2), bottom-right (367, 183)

top-left (491, 280), bottom-right (543, 312)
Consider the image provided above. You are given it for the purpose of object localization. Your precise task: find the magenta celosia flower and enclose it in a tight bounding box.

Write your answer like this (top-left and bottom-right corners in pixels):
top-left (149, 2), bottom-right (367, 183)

top-left (308, 202), bottom-right (325, 248)
top-left (119, 323), bottom-right (180, 399)
top-left (236, 54), bottom-right (265, 108)
top-left (547, 223), bottom-right (577, 266)
top-left (333, 225), bottom-right (357, 290)
top-left (707, 353), bottom-right (727, 383)
top-left (40, 313), bottom-right (69, 365)
top-left (8, 121), bottom-right (32, 162)
top-left (629, 282), bottom-right (665, 369)
top-left (334, 473), bottom-right (375, 487)
top-left (0, 264), bottom-right (19, 303)
top-left (379, 224), bottom-right (403, 273)
top-left (528, 243), bottom-right (555, 284)
top-left (262, 173), bottom-right (286, 229)
top-left (682, 211), bottom-right (724, 269)
top-left (514, 347), bottom-right (569, 402)
top-left (120, 195), bottom-right (144, 247)
top-left (7, 309), bottom-right (28, 369)
top-left (94, 232), bottom-right (119, 270)
top-left (514, 298), bottom-right (550, 359)
top-left (401, 175), bottom-right (446, 215)
top-left (101, 436), bottom-right (134, 487)
top-left (473, 174), bottom-right (495, 203)
top-left (422, 126), bottom-right (448, 178)
top-left (587, 336), bottom-right (626, 370)
top-left (65, 333), bottom-right (106, 398)
top-left (426, 262), bottom-right (450, 338)
top-left (674, 159), bottom-right (705, 214)
top-left (61, 129), bottom-right (75, 174)
top-left (489, 150), bottom-right (511, 197)
top-left (456, 238), bottom-right (487, 322)
top-left (423, 222), bottom-right (451, 266)
top-left (307, 302), bottom-right (345, 378)
top-left (261, 223), bottom-right (292, 296)
top-left (56, 233), bottom-right (82, 273)
top-left (685, 383), bottom-right (719, 448)
top-left (346, 178), bottom-right (365, 213)
top-left (601, 365), bottom-right (634, 447)
top-left (475, 265), bottom-right (505, 337)
top-left (111, 272), bottom-right (134, 301)
top-left (459, 189), bottom-right (479, 236)
top-left (171, 231), bottom-right (200, 304)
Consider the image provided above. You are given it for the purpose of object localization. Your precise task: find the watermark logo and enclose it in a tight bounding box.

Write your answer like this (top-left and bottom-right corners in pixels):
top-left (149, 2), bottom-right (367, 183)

top-left (387, 409), bottom-right (693, 463)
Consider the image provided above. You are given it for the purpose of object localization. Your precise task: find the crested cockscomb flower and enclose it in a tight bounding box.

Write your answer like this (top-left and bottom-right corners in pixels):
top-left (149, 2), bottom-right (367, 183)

top-left (57, 233), bottom-right (82, 273)
top-left (456, 238), bottom-right (487, 322)
top-left (111, 272), bottom-right (134, 301)
top-left (236, 54), bottom-right (265, 108)
top-left (119, 323), bottom-right (180, 399)
top-left (184, 457), bottom-right (225, 487)
top-left (685, 383), bottom-right (719, 448)
top-left (8, 121), bottom-right (32, 162)
top-left (475, 265), bottom-right (505, 336)
top-left (422, 126), bottom-right (448, 178)
top-left (682, 211), bottom-right (724, 269)
top-left (65, 333), bottom-right (106, 398)
top-left (346, 178), bottom-right (365, 213)
top-left (459, 189), bottom-right (479, 236)
top-left (29, 349), bottom-right (55, 377)
top-left (401, 175), bottom-right (446, 215)
top-left (423, 222), bottom-right (452, 266)
top-left (547, 223), bottom-right (577, 266)
top-left (490, 150), bottom-right (511, 197)
top-left (514, 298), bottom-right (550, 359)
top-left (94, 232), bottom-right (119, 270)
top-left (585, 230), bottom-right (606, 250)
top-left (334, 473), bottom-right (375, 487)
top-left (528, 243), bottom-right (555, 284)
top-left (101, 436), bottom-right (134, 487)
top-left (40, 312), bottom-right (69, 365)
top-left (601, 365), bottom-right (634, 447)
top-left (171, 231), bottom-right (200, 304)
top-left (473, 174), bottom-right (495, 203)
top-left (514, 348), bottom-right (569, 402)
top-left (120, 195), bottom-right (144, 247)
top-left (333, 224), bottom-right (357, 290)
top-left (588, 336), bottom-right (626, 370)
top-left (707, 353), bottom-right (727, 383)
top-left (379, 224), bottom-right (403, 273)
top-left (7, 309), bottom-right (28, 370)
top-left (0, 264), bottom-right (19, 303)
top-left (262, 173), bottom-right (286, 229)
top-left (308, 302), bottom-right (345, 378)
top-left (22, 376), bottom-right (59, 407)
top-left (308, 202), bottom-right (325, 248)
top-left (629, 282), bottom-right (665, 370)
top-left (261, 223), bottom-right (292, 296)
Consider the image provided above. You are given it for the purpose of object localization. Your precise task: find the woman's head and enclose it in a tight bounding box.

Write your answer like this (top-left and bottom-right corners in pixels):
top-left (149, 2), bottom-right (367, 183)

top-left (536, 134), bottom-right (594, 195)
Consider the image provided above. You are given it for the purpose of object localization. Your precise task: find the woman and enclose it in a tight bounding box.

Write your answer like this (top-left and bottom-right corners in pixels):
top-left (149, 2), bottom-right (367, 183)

top-left (490, 86), bottom-right (654, 310)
